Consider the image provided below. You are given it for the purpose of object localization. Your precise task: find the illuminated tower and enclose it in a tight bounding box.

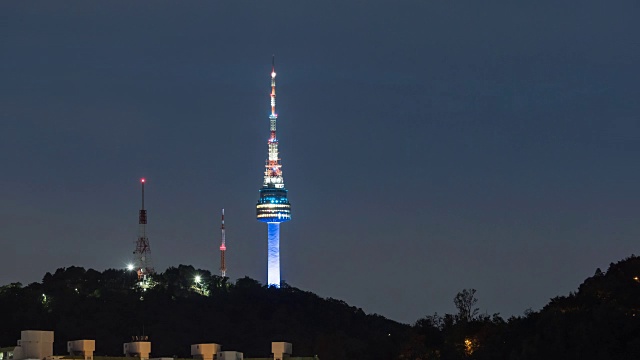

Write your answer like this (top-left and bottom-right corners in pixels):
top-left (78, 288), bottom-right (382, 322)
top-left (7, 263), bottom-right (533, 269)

top-left (220, 209), bottom-right (227, 277)
top-left (133, 178), bottom-right (154, 280)
top-left (256, 57), bottom-right (291, 287)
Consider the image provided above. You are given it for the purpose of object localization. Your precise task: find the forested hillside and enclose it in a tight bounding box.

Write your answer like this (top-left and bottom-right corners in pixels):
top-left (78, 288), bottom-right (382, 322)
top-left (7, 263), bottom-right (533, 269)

top-left (3, 256), bottom-right (640, 360)
top-left (0, 266), bottom-right (407, 360)
top-left (401, 256), bottom-right (640, 360)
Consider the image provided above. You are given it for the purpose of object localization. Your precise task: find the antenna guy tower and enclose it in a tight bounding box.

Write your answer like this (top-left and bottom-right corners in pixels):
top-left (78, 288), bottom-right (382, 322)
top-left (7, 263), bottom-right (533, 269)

top-left (133, 178), bottom-right (154, 280)
top-left (220, 209), bottom-right (227, 277)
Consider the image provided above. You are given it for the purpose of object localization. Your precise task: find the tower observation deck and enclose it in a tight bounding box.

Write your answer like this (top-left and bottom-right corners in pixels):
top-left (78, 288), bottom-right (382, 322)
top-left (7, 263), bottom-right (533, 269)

top-left (256, 57), bottom-right (291, 287)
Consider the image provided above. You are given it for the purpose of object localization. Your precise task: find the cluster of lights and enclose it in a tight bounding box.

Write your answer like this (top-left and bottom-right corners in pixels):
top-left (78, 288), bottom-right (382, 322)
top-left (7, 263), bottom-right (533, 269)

top-left (257, 213), bottom-right (291, 220)
top-left (257, 188), bottom-right (291, 222)
top-left (265, 177), bottom-right (283, 184)
top-left (260, 196), bottom-right (289, 203)
top-left (257, 211), bottom-right (290, 217)
top-left (257, 213), bottom-right (290, 219)
top-left (464, 338), bottom-right (477, 356)
top-left (257, 203), bottom-right (291, 209)
top-left (191, 274), bottom-right (210, 296)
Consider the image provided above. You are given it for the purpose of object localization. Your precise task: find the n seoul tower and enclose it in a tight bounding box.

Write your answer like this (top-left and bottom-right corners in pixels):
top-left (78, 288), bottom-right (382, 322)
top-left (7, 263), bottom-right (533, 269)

top-left (256, 57), bottom-right (292, 287)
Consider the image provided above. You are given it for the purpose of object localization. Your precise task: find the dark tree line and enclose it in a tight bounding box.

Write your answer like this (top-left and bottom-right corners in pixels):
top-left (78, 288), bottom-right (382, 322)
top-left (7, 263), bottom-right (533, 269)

top-left (0, 265), bottom-right (407, 360)
top-left (400, 256), bottom-right (640, 360)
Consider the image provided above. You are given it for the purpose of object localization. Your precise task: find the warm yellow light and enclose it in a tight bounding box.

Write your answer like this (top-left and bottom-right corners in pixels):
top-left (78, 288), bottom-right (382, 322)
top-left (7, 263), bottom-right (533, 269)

top-left (464, 338), bottom-right (475, 356)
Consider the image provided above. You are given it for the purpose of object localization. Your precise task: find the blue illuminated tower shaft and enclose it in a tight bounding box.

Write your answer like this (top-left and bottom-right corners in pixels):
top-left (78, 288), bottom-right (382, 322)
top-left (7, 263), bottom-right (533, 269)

top-left (267, 223), bottom-right (280, 286)
top-left (256, 57), bottom-right (291, 287)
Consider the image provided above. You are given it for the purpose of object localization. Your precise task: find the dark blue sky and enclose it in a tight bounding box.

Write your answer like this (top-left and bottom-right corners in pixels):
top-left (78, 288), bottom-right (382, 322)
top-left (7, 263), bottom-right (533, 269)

top-left (1, 1), bottom-right (639, 324)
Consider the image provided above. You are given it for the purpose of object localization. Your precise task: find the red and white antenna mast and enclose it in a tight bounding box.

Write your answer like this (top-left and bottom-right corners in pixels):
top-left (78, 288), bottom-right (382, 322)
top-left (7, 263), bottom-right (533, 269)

top-left (133, 178), bottom-right (154, 280)
top-left (265, 55), bottom-right (284, 185)
top-left (219, 209), bottom-right (227, 277)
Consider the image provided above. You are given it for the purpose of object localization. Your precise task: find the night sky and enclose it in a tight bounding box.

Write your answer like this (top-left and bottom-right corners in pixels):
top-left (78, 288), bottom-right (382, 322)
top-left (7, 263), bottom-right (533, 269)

top-left (1, 1), bottom-right (639, 324)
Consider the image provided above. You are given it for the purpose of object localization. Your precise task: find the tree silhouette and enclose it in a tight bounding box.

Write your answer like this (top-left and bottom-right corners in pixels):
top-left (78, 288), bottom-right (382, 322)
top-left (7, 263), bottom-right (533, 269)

top-left (454, 289), bottom-right (478, 323)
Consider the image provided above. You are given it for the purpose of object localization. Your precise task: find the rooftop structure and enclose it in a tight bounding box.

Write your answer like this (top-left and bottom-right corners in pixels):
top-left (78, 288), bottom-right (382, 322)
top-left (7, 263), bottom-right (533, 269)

top-left (123, 341), bottom-right (151, 360)
top-left (67, 340), bottom-right (95, 360)
top-left (256, 57), bottom-right (292, 287)
top-left (271, 343), bottom-right (291, 360)
top-left (2, 331), bottom-right (316, 360)
top-left (12, 330), bottom-right (54, 360)
top-left (191, 344), bottom-right (221, 360)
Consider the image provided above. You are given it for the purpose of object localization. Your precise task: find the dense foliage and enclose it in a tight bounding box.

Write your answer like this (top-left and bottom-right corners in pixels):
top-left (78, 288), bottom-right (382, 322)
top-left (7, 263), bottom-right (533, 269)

top-left (3, 256), bottom-right (640, 360)
top-left (400, 256), bottom-right (640, 360)
top-left (0, 266), bottom-right (407, 360)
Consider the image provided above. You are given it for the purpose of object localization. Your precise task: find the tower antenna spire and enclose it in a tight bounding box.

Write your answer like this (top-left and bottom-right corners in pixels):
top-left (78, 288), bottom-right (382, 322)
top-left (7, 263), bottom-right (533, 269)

top-left (134, 178), bottom-right (154, 282)
top-left (220, 209), bottom-right (227, 277)
top-left (257, 56), bottom-right (292, 287)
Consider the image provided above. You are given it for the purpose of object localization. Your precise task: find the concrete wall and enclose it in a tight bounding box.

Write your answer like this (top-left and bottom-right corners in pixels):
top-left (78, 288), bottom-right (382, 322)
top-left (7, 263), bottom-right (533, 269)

top-left (217, 351), bottom-right (242, 360)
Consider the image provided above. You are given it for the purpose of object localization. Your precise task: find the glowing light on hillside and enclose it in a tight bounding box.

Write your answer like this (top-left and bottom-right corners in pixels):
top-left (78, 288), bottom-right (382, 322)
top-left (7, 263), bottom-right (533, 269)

top-left (464, 338), bottom-right (476, 356)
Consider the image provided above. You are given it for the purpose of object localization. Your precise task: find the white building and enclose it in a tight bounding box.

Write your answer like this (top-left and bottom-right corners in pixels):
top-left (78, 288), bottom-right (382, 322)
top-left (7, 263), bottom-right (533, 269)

top-left (11, 330), bottom-right (54, 360)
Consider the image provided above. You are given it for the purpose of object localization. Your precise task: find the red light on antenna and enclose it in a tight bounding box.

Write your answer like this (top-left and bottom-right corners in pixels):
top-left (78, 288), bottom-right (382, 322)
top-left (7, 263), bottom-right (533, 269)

top-left (141, 178), bottom-right (145, 183)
